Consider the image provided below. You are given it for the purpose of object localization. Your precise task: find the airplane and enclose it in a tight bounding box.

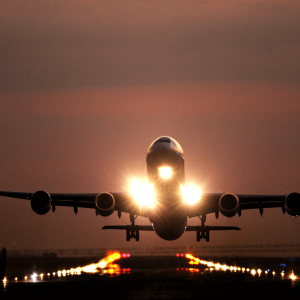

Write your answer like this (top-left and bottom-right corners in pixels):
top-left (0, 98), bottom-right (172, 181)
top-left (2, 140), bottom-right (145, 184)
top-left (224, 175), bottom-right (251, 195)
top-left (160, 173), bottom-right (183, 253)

top-left (0, 136), bottom-right (300, 242)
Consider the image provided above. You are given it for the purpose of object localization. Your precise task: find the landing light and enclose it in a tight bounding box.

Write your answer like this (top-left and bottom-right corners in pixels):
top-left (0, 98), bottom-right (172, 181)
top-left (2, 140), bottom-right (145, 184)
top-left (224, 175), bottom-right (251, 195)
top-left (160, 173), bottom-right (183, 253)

top-left (128, 177), bottom-right (155, 208)
top-left (181, 185), bottom-right (201, 205)
top-left (158, 166), bottom-right (172, 179)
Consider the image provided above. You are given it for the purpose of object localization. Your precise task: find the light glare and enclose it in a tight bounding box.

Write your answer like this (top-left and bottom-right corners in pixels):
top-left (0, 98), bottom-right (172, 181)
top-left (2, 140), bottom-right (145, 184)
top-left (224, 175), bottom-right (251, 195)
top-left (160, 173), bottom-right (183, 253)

top-left (158, 166), bottom-right (172, 179)
top-left (129, 178), bottom-right (155, 207)
top-left (181, 185), bottom-right (201, 204)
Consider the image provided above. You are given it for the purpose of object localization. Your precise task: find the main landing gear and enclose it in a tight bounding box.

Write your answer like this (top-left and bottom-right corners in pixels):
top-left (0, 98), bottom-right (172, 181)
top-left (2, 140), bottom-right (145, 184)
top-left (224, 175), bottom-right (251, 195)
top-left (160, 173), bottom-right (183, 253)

top-left (196, 214), bottom-right (209, 242)
top-left (185, 213), bottom-right (241, 242)
top-left (102, 215), bottom-right (153, 240)
top-left (126, 214), bottom-right (140, 241)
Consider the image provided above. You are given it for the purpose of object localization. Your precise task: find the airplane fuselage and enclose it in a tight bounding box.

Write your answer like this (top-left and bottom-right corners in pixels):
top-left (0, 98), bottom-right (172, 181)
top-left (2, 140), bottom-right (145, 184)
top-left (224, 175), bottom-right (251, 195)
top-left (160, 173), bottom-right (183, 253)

top-left (146, 136), bottom-right (187, 240)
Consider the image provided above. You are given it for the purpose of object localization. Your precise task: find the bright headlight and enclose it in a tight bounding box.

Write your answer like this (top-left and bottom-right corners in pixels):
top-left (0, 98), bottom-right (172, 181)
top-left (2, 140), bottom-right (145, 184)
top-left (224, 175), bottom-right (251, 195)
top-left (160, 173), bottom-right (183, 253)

top-left (181, 185), bottom-right (201, 204)
top-left (158, 166), bottom-right (172, 179)
top-left (128, 178), bottom-right (155, 208)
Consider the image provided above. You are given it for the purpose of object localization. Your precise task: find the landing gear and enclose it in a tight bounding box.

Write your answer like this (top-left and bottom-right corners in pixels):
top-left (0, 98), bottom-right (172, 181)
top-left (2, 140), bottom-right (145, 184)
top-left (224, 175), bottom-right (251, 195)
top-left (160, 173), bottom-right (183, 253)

top-left (126, 214), bottom-right (140, 241)
top-left (196, 214), bottom-right (209, 242)
top-left (196, 225), bottom-right (209, 242)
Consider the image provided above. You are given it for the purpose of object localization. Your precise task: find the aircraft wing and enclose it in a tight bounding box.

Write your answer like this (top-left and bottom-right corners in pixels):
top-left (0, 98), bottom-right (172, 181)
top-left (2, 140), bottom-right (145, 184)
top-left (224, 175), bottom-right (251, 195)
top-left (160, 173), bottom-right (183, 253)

top-left (187, 193), bottom-right (287, 218)
top-left (0, 190), bottom-right (147, 216)
top-left (0, 190), bottom-right (296, 218)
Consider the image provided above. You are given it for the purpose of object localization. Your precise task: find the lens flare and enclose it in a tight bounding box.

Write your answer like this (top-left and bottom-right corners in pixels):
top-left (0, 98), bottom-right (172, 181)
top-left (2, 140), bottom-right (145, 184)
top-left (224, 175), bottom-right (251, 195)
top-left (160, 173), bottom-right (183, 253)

top-left (181, 185), bottom-right (201, 204)
top-left (128, 177), bottom-right (155, 207)
top-left (158, 166), bottom-right (172, 179)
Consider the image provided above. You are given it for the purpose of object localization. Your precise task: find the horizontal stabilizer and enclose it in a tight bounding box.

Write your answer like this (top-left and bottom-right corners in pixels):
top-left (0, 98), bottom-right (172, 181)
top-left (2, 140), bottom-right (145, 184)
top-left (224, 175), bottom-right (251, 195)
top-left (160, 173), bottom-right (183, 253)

top-left (102, 225), bottom-right (154, 231)
top-left (186, 226), bottom-right (241, 231)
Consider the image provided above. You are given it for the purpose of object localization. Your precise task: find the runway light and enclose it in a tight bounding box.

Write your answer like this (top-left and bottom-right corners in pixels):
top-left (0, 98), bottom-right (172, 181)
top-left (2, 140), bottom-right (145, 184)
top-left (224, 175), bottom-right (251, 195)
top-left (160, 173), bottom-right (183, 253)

top-left (158, 166), bottom-right (172, 179)
top-left (31, 273), bottom-right (38, 281)
top-left (181, 253), bottom-right (285, 281)
top-left (290, 271), bottom-right (297, 280)
top-left (181, 185), bottom-right (201, 205)
top-left (3, 277), bottom-right (7, 288)
top-left (14, 277), bottom-right (18, 281)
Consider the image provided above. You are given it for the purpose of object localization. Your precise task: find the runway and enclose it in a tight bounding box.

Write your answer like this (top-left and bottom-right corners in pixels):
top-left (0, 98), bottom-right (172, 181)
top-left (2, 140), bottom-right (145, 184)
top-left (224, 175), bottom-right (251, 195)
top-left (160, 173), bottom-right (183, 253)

top-left (2, 252), bottom-right (300, 299)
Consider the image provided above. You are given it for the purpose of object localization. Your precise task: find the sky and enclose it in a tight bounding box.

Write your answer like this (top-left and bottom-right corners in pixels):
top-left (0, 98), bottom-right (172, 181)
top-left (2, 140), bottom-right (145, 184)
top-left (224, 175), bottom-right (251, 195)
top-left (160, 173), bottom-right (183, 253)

top-left (1, 0), bottom-right (300, 251)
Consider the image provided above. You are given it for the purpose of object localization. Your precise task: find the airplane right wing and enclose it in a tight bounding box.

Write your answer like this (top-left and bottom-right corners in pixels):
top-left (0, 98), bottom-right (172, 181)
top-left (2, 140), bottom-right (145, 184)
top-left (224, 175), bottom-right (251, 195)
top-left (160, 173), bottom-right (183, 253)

top-left (187, 192), bottom-right (299, 218)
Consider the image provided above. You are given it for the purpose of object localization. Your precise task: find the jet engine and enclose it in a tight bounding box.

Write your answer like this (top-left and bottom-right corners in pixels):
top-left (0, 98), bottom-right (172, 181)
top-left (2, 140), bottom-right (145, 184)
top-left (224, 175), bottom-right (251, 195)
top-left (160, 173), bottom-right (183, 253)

top-left (219, 193), bottom-right (240, 217)
top-left (285, 192), bottom-right (300, 217)
top-left (31, 190), bottom-right (51, 215)
top-left (95, 193), bottom-right (115, 216)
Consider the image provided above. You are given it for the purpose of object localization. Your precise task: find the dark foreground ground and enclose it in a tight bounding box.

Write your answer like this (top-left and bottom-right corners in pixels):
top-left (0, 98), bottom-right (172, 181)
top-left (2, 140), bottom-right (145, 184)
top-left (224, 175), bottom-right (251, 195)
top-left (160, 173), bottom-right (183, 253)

top-left (2, 255), bottom-right (300, 299)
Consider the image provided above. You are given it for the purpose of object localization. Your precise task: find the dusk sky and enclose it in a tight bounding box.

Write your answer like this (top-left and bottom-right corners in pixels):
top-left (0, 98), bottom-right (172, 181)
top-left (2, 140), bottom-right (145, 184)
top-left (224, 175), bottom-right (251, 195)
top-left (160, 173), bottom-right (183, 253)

top-left (1, 0), bottom-right (300, 250)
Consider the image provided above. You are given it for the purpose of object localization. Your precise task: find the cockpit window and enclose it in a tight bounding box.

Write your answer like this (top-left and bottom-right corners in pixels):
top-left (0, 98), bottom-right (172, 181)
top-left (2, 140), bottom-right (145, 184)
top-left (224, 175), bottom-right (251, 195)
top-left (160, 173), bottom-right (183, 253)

top-left (154, 138), bottom-right (170, 145)
top-left (148, 136), bottom-right (184, 155)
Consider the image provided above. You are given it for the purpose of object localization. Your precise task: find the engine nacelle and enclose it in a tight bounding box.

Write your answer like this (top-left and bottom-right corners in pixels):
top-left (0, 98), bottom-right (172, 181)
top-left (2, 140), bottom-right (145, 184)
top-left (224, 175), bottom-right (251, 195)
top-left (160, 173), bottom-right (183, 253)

top-left (285, 192), bottom-right (300, 217)
top-left (95, 193), bottom-right (115, 216)
top-left (219, 193), bottom-right (240, 218)
top-left (31, 190), bottom-right (51, 215)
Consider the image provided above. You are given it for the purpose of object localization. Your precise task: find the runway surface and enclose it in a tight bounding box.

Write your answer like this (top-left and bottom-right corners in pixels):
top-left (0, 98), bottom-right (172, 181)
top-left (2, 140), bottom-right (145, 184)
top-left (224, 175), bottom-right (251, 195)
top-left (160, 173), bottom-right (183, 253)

top-left (2, 252), bottom-right (300, 299)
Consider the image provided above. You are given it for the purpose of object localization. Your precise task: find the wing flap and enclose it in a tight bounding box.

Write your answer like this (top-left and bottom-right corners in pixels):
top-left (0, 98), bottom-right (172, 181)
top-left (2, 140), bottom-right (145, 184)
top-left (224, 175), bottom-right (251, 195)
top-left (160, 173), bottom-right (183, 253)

top-left (186, 226), bottom-right (241, 231)
top-left (102, 225), bottom-right (154, 231)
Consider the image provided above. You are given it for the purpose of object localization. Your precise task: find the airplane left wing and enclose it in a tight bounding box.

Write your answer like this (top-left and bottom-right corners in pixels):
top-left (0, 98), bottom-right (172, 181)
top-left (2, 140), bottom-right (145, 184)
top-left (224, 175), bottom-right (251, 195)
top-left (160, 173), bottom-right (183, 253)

top-left (0, 190), bottom-right (146, 217)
